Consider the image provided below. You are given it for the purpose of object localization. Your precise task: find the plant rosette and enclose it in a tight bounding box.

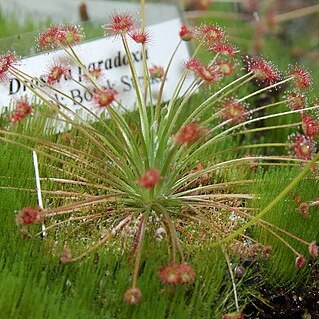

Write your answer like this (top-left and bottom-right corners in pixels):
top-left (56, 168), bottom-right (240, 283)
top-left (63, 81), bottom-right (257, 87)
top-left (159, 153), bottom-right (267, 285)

top-left (1, 10), bottom-right (319, 313)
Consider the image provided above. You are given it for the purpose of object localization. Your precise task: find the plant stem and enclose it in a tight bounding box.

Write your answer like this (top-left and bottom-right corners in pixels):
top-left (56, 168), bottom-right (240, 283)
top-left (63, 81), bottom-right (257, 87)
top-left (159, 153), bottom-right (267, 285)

top-left (155, 40), bottom-right (182, 124)
top-left (222, 247), bottom-right (240, 312)
top-left (275, 4), bottom-right (319, 23)
top-left (215, 151), bottom-right (319, 246)
top-left (237, 77), bottom-right (294, 103)
top-left (132, 213), bottom-right (147, 288)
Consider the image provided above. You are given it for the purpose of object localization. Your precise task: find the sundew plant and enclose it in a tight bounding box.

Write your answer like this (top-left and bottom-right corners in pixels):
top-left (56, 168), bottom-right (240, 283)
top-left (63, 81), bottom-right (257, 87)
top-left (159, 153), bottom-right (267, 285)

top-left (1, 9), bottom-right (319, 317)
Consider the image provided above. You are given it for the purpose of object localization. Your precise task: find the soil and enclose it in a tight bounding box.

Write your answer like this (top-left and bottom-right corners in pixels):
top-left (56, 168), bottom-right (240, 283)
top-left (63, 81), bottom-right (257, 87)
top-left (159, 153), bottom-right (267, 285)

top-left (245, 263), bottom-right (319, 318)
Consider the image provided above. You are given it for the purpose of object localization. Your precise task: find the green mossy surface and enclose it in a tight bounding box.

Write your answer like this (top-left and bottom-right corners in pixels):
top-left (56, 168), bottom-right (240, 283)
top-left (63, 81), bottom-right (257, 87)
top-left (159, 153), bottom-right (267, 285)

top-left (1, 4), bottom-right (319, 318)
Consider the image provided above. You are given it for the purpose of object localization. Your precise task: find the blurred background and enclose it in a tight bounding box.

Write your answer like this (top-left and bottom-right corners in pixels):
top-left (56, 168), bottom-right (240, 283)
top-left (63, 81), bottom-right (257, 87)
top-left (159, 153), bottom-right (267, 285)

top-left (1, 0), bottom-right (319, 60)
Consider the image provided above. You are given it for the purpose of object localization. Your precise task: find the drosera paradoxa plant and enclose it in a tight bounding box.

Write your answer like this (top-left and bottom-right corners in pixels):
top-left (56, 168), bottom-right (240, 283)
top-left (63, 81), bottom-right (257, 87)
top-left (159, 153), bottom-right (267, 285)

top-left (1, 10), bottom-right (319, 314)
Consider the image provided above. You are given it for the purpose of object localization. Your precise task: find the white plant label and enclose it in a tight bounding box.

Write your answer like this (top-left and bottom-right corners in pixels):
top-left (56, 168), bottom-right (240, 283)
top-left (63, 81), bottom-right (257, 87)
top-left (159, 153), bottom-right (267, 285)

top-left (0, 18), bottom-right (193, 118)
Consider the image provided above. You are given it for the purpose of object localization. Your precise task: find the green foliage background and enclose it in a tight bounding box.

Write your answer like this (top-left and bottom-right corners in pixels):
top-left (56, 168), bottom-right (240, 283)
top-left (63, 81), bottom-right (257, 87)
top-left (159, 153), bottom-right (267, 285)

top-left (1, 3), bottom-right (319, 318)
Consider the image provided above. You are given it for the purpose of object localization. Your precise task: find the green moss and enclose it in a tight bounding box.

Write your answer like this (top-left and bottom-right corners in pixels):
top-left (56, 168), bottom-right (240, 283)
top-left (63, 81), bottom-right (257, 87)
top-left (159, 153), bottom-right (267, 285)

top-left (251, 167), bottom-right (319, 286)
